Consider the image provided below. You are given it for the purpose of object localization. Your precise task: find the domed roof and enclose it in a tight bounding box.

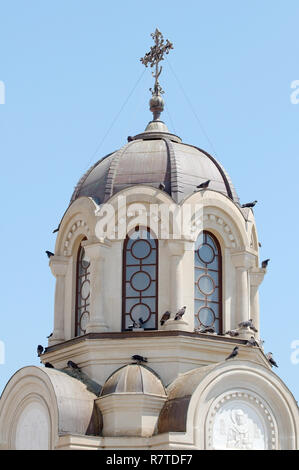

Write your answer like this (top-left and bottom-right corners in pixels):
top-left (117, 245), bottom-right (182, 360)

top-left (70, 121), bottom-right (239, 205)
top-left (101, 363), bottom-right (166, 397)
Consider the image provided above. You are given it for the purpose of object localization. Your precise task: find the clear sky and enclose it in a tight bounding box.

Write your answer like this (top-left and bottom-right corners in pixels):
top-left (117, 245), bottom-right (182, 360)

top-left (0, 1), bottom-right (298, 401)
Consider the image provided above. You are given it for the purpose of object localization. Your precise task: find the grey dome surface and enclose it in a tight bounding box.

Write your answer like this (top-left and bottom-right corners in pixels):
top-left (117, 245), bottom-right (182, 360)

top-left (101, 363), bottom-right (166, 397)
top-left (71, 121), bottom-right (239, 205)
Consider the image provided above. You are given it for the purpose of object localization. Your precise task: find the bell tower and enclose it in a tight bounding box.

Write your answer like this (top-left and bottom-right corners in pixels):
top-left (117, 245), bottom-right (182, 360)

top-left (0, 31), bottom-right (298, 450)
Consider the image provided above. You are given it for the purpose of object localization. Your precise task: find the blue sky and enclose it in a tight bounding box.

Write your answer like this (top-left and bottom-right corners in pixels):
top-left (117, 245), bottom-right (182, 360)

top-left (0, 1), bottom-right (298, 401)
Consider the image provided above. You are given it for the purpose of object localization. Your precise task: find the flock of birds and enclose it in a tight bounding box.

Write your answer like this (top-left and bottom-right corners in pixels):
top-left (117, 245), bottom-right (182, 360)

top-left (46, 180), bottom-right (270, 267)
top-left (42, 180), bottom-right (276, 378)
top-left (37, 305), bottom-right (278, 371)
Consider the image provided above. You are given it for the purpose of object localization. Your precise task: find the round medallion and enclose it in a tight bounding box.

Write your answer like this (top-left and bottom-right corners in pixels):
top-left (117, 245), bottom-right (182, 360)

top-left (131, 239), bottom-right (151, 259)
top-left (198, 307), bottom-right (215, 326)
top-left (130, 303), bottom-right (151, 323)
top-left (80, 311), bottom-right (89, 333)
top-left (198, 275), bottom-right (215, 295)
top-left (131, 271), bottom-right (151, 291)
top-left (81, 280), bottom-right (90, 300)
top-left (197, 243), bottom-right (215, 264)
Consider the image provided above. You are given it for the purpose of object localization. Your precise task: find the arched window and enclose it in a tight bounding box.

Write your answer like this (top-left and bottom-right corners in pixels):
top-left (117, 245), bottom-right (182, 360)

top-left (122, 227), bottom-right (158, 331)
top-left (75, 241), bottom-right (90, 336)
top-left (194, 231), bottom-right (222, 333)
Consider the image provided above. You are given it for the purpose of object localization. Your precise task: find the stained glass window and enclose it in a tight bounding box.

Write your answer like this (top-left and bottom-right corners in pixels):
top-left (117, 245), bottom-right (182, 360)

top-left (122, 227), bottom-right (158, 331)
top-left (194, 231), bottom-right (222, 333)
top-left (75, 243), bottom-right (90, 336)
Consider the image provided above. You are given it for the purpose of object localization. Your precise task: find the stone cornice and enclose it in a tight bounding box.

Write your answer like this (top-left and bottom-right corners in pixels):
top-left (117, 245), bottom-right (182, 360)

top-left (49, 256), bottom-right (69, 277)
top-left (231, 251), bottom-right (256, 269)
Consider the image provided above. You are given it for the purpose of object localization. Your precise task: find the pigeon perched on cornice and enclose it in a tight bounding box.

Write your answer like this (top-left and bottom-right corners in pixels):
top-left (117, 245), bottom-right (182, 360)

top-left (196, 180), bottom-right (210, 189)
top-left (174, 306), bottom-right (186, 321)
top-left (241, 200), bottom-right (257, 208)
top-left (159, 182), bottom-right (166, 191)
top-left (262, 259), bottom-right (270, 269)
top-left (246, 336), bottom-right (259, 347)
top-left (225, 346), bottom-right (239, 361)
top-left (45, 362), bottom-right (54, 368)
top-left (45, 251), bottom-right (54, 258)
top-left (160, 311), bottom-right (171, 326)
top-left (67, 360), bottom-right (81, 371)
top-left (238, 319), bottom-right (258, 333)
top-left (128, 319), bottom-right (144, 329)
top-left (225, 329), bottom-right (240, 337)
top-left (37, 345), bottom-right (44, 357)
top-left (131, 355), bottom-right (148, 364)
top-left (197, 326), bottom-right (216, 334)
top-left (266, 352), bottom-right (278, 368)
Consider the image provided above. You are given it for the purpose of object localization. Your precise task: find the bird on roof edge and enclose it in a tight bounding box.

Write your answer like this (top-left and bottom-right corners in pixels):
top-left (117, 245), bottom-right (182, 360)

top-left (225, 346), bottom-right (239, 361)
top-left (174, 306), bottom-right (186, 321)
top-left (196, 180), bottom-right (210, 189)
top-left (241, 200), bottom-right (258, 208)
top-left (131, 354), bottom-right (148, 364)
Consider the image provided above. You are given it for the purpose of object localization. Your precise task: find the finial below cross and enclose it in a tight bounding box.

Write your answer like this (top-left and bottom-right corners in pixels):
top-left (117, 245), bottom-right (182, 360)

top-left (140, 28), bottom-right (173, 96)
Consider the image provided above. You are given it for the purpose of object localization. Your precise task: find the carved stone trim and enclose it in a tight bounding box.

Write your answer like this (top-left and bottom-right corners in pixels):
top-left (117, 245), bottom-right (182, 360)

top-left (63, 219), bottom-right (90, 256)
top-left (206, 390), bottom-right (277, 450)
top-left (191, 213), bottom-right (237, 248)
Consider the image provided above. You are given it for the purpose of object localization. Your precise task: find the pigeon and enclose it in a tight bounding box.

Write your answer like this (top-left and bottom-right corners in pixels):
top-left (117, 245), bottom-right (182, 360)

top-left (52, 227), bottom-right (59, 234)
top-left (225, 329), bottom-right (240, 337)
top-left (258, 338), bottom-right (265, 348)
top-left (159, 182), bottom-right (166, 191)
top-left (238, 319), bottom-right (258, 333)
top-left (45, 362), bottom-right (54, 368)
top-left (241, 200), bottom-right (258, 208)
top-left (131, 354), bottom-right (148, 364)
top-left (258, 242), bottom-right (262, 248)
top-left (262, 259), bottom-right (270, 269)
top-left (127, 136), bottom-right (133, 142)
top-left (225, 346), bottom-right (239, 360)
top-left (174, 306), bottom-right (186, 321)
top-left (47, 332), bottom-right (53, 339)
top-left (246, 336), bottom-right (259, 347)
top-left (37, 345), bottom-right (44, 357)
top-left (196, 180), bottom-right (210, 189)
top-left (160, 311), bottom-right (171, 326)
top-left (128, 319), bottom-right (144, 329)
top-left (45, 251), bottom-right (54, 258)
top-left (266, 352), bottom-right (278, 368)
top-left (198, 326), bottom-right (216, 334)
top-left (67, 360), bottom-right (80, 370)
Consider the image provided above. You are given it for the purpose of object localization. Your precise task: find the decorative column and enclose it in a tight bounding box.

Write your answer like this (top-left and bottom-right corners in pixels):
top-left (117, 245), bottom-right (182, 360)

top-left (49, 256), bottom-right (69, 344)
top-left (169, 242), bottom-right (184, 315)
top-left (163, 239), bottom-right (193, 331)
top-left (249, 268), bottom-right (265, 337)
top-left (231, 251), bottom-right (256, 338)
top-left (83, 240), bottom-right (109, 333)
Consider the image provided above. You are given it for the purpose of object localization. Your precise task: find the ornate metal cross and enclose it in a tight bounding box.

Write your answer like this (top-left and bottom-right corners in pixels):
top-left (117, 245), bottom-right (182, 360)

top-left (140, 28), bottom-right (173, 96)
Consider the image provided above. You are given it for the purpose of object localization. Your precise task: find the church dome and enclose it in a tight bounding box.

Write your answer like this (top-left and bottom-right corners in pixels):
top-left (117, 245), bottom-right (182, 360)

top-left (101, 363), bottom-right (166, 397)
top-left (70, 120), bottom-right (239, 205)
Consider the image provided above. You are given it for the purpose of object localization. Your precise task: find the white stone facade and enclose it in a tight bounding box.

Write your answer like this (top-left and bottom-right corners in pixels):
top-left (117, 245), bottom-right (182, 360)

top-left (0, 132), bottom-right (298, 450)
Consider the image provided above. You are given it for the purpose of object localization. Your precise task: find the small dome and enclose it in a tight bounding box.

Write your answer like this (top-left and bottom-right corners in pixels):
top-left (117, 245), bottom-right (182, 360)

top-left (101, 364), bottom-right (166, 397)
top-left (70, 121), bottom-right (239, 205)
